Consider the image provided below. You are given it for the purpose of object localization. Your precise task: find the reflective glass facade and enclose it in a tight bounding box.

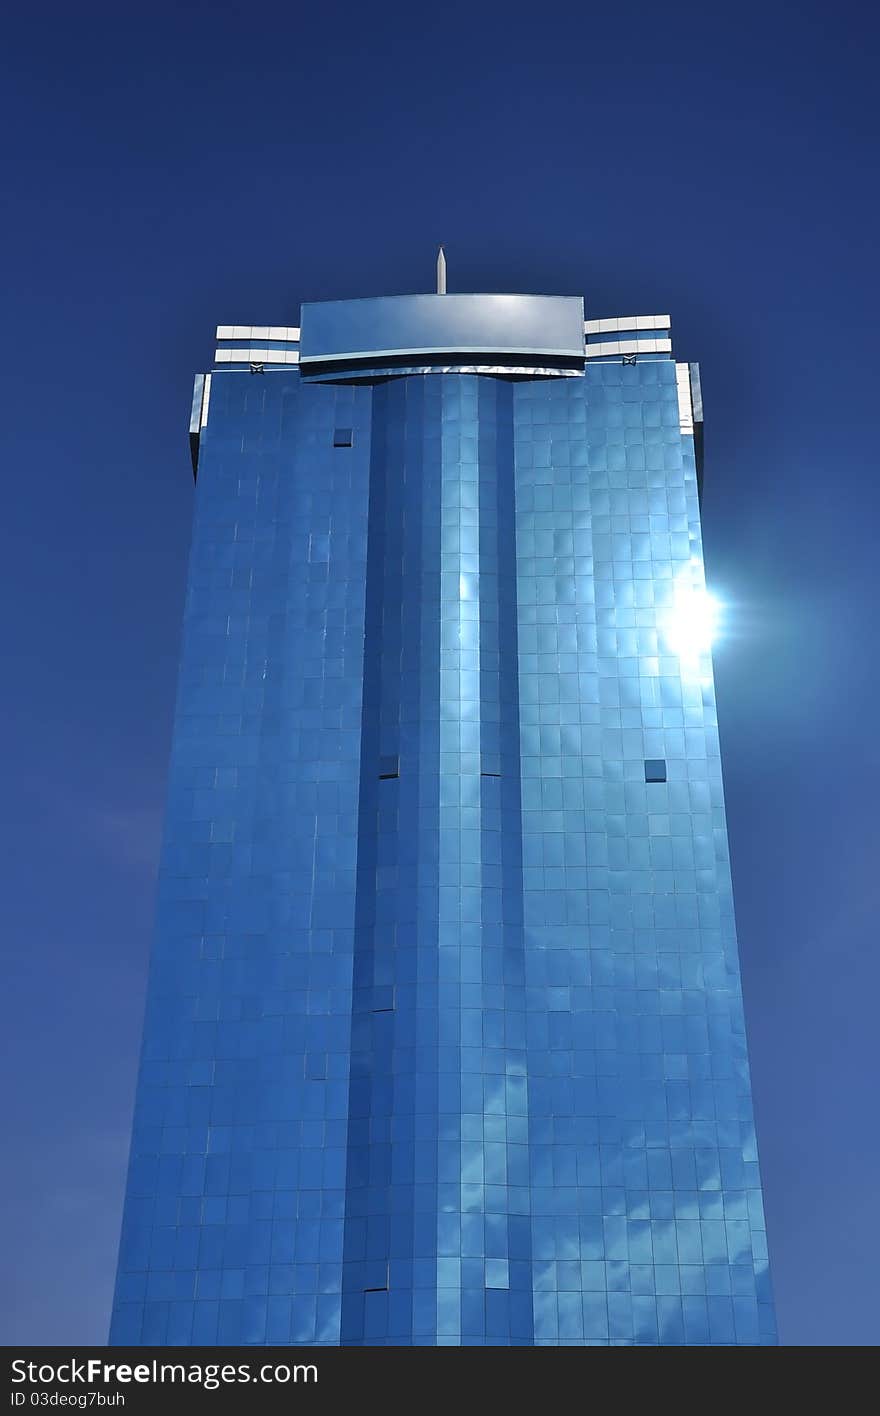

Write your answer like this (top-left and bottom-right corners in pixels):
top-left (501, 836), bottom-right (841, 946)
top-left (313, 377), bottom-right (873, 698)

top-left (111, 291), bottom-right (775, 1346)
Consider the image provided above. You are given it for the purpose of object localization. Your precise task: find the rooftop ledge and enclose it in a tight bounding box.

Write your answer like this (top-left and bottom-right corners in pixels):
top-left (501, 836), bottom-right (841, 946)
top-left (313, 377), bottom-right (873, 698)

top-left (297, 293), bottom-right (587, 368)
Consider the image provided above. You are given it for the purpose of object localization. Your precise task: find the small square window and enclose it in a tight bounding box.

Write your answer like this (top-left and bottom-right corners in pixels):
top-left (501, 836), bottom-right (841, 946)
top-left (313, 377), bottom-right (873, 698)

top-left (485, 1259), bottom-right (510, 1289)
top-left (378, 756), bottom-right (399, 779)
top-left (645, 759), bottom-right (667, 783)
top-left (333, 427), bottom-right (353, 447)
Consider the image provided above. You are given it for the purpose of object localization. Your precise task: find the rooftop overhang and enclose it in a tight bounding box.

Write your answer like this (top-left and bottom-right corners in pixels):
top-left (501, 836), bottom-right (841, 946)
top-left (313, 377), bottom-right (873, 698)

top-left (298, 292), bottom-right (586, 377)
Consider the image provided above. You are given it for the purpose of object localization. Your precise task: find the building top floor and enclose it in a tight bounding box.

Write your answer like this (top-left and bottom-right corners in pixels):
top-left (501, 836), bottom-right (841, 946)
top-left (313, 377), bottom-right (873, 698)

top-left (210, 292), bottom-right (674, 379)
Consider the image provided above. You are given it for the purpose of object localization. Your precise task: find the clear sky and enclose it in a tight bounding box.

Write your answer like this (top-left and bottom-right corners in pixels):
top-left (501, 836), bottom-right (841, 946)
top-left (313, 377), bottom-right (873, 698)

top-left (1, 0), bottom-right (877, 1347)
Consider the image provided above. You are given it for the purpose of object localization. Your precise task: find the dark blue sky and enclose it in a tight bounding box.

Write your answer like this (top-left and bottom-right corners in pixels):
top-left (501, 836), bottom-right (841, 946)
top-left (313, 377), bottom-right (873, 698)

top-left (2, 1), bottom-right (877, 1346)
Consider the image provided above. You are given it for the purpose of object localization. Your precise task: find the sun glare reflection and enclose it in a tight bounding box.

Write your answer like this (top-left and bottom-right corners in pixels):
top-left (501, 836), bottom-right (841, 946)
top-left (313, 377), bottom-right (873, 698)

top-left (661, 565), bottom-right (721, 664)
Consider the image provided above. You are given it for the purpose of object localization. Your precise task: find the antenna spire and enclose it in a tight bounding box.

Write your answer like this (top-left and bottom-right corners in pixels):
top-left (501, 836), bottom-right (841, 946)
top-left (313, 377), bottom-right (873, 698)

top-left (436, 245), bottom-right (447, 295)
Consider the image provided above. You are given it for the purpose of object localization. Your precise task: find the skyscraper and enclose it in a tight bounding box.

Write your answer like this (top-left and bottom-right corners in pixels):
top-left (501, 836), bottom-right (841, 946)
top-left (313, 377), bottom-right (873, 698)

top-left (110, 281), bottom-right (776, 1346)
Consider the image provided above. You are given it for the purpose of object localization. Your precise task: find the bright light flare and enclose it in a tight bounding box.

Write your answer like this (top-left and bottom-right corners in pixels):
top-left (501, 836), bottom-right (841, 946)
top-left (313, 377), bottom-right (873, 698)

top-left (661, 567), bottom-right (721, 662)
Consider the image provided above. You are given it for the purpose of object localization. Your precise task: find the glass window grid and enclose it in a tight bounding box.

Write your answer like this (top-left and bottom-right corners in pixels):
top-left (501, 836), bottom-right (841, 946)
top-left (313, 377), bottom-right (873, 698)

top-left (111, 359), bottom-right (775, 1347)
